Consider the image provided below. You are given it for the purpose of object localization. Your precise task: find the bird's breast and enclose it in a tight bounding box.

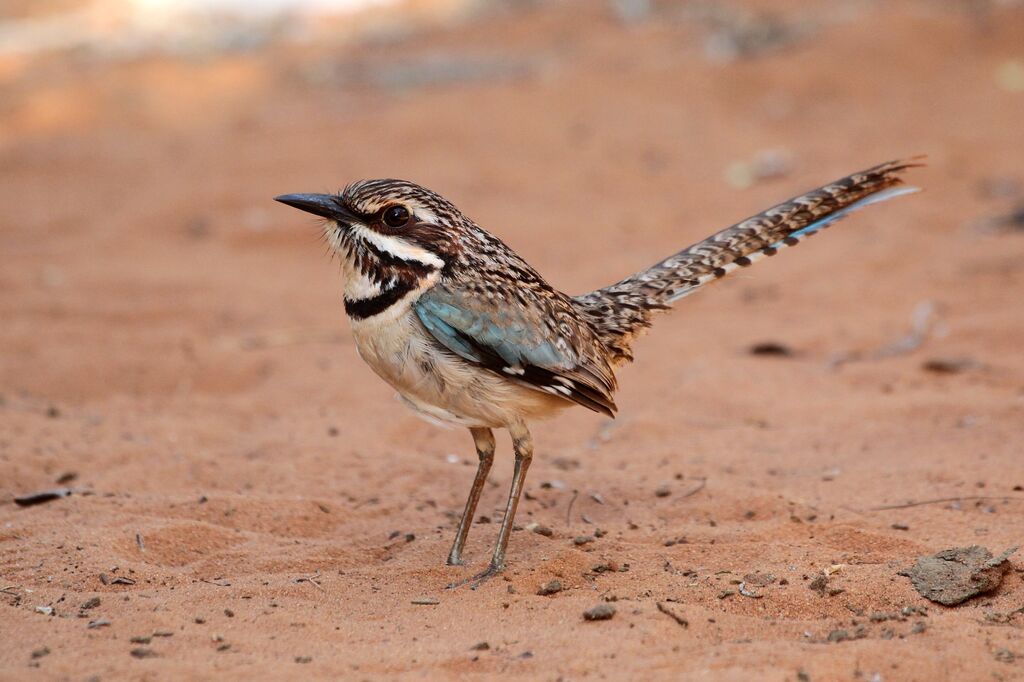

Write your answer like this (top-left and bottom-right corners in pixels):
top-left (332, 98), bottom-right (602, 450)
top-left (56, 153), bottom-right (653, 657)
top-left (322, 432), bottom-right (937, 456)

top-left (350, 309), bottom-right (485, 425)
top-left (349, 308), bottom-right (568, 428)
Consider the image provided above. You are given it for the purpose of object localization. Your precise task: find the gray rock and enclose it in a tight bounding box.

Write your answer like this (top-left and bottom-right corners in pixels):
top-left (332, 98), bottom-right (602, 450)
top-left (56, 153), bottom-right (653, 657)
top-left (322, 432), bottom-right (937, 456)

top-left (900, 546), bottom-right (1017, 606)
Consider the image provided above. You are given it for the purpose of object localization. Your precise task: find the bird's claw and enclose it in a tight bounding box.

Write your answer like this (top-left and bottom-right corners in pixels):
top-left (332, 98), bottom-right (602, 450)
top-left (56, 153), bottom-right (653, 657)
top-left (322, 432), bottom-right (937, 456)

top-left (446, 562), bottom-right (504, 590)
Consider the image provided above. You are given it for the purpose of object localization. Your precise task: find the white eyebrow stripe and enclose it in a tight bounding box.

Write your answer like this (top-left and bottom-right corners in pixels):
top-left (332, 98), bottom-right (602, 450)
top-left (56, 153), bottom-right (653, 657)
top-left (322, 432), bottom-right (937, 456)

top-left (350, 224), bottom-right (445, 269)
top-left (412, 207), bottom-right (439, 225)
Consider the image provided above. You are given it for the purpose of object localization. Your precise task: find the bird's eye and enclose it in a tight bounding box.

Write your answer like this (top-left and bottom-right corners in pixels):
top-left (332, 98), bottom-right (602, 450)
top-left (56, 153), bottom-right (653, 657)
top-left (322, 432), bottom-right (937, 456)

top-left (382, 205), bottom-right (410, 228)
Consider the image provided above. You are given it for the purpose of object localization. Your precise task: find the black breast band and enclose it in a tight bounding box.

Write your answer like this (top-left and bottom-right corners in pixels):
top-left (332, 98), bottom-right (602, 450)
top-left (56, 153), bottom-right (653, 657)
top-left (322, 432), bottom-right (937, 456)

top-left (344, 280), bottom-right (416, 320)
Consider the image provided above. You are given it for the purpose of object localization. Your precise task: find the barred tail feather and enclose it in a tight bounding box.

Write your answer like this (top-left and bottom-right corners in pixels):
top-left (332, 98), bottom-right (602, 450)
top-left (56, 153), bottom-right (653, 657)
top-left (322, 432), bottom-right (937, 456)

top-left (665, 184), bottom-right (919, 304)
top-left (573, 158), bottom-right (922, 365)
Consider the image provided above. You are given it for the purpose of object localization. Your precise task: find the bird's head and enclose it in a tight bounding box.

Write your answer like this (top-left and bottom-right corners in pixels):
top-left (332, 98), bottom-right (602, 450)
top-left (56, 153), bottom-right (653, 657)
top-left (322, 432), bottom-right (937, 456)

top-left (275, 179), bottom-right (466, 280)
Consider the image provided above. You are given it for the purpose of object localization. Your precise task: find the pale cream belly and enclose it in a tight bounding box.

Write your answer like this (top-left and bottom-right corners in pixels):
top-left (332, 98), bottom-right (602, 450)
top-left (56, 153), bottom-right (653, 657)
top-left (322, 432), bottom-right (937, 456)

top-left (349, 309), bottom-right (568, 429)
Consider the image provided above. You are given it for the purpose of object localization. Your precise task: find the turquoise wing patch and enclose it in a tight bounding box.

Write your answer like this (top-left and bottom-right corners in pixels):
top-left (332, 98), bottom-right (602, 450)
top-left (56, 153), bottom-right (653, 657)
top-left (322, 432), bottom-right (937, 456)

top-left (412, 286), bottom-right (616, 416)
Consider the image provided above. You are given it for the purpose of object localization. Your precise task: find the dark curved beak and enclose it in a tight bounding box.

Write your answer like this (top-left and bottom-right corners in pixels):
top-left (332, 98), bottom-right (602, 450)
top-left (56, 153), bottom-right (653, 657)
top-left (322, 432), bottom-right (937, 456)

top-left (274, 193), bottom-right (352, 221)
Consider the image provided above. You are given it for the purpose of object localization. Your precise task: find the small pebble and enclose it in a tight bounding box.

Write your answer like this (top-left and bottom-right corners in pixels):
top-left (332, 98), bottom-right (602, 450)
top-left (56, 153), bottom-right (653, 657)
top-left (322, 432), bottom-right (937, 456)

top-left (573, 535), bottom-right (594, 546)
top-left (738, 582), bottom-right (762, 598)
top-left (583, 603), bottom-right (616, 621)
top-left (537, 580), bottom-right (563, 596)
top-left (56, 472), bottom-right (78, 484)
top-left (922, 357), bottom-right (978, 374)
top-left (748, 341), bottom-right (793, 357)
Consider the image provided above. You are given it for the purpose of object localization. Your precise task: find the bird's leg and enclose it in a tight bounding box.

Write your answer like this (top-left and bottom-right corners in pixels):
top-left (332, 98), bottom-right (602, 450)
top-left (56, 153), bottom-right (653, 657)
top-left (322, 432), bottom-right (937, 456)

top-left (446, 427), bottom-right (495, 566)
top-left (455, 424), bottom-right (533, 589)
top-left (488, 426), bottom-right (534, 572)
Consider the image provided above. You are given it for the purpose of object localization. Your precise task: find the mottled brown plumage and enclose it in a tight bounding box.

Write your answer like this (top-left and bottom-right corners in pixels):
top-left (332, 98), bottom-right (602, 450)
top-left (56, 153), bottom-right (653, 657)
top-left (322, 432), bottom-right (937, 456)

top-left (275, 158), bottom-right (920, 586)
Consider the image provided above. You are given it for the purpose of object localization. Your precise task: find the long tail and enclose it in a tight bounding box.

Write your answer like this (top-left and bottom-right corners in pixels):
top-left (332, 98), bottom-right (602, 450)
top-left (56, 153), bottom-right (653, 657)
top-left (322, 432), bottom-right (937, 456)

top-left (573, 158), bottom-right (922, 365)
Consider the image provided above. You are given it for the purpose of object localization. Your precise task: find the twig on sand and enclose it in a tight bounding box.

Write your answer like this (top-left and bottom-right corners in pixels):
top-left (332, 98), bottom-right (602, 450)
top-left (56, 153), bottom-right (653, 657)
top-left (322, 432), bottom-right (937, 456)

top-left (656, 601), bottom-right (689, 628)
top-left (293, 573), bottom-right (324, 592)
top-left (14, 488), bottom-right (74, 507)
top-left (587, 419), bottom-right (620, 450)
top-left (830, 300), bottom-right (944, 367)
top-left (680, 478), bottom-right (707, 499)
top-left (865, 496), bottom-right (1024, 512)
top-left (566, 489), bottom-right (579, 525)
top-left (872, 301), bottom-right (942, 359)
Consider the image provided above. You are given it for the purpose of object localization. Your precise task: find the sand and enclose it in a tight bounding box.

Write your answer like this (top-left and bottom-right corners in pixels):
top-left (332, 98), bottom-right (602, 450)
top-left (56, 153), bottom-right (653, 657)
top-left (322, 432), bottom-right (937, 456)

top-left (2, 1), bottom-right (1023, 679)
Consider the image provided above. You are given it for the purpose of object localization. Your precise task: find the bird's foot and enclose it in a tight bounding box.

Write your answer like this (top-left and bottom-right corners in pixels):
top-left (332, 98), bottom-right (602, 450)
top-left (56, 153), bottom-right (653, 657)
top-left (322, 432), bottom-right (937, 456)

top-left (446, 562), bottom-right (504, 590)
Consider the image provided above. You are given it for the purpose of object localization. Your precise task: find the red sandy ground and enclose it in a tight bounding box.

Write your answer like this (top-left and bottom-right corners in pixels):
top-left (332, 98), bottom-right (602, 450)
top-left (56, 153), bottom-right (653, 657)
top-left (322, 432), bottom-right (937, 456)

top-left (2, 1), bottom-right (1023, 679)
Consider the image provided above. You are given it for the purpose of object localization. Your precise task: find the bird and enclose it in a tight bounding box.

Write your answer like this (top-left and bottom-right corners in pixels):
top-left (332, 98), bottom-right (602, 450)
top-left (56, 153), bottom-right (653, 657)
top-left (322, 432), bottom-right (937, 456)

top-left (275, 159), bottom-right (920, 587)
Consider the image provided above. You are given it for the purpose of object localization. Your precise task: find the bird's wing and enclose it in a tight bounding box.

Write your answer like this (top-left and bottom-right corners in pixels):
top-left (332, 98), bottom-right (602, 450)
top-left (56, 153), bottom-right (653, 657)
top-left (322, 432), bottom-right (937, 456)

top-left (413, 284), bottom-right (617, 417)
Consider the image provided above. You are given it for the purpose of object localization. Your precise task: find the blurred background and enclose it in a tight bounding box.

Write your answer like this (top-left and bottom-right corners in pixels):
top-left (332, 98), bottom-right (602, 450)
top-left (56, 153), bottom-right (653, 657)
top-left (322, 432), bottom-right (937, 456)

top-left (2, 1), bottom-right (1024, 678)
top-left (2, 0), bottom-right (1021, 401)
